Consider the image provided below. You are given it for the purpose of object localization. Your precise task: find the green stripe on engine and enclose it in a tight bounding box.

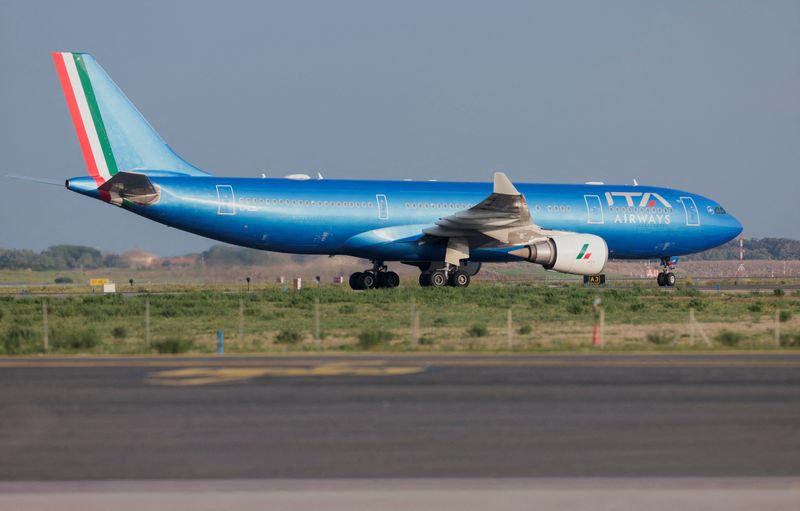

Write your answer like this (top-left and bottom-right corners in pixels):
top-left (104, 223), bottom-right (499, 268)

top-left (576, 244), bottom-right (588, 260)
top-left (73, 54), bottom-right (118, 176)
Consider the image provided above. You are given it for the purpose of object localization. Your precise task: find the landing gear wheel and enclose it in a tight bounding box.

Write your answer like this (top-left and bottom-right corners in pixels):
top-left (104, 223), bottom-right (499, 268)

top-left (349, 272), bottom-right (364, 290)
top-left (419, 272), bottom-right (432, 287)
top-left (360, 271), bottom-right (376, 289)
top-left (429, 270), bottom-right (448, 287)
top-left (665, 272), bottom-right (676, 287)
top-left (379, 271), bottom-right (400, 288)
top-left (449, 270), bottom-right (470, 288)
top-left (657, 273), bottom-right (665, 287)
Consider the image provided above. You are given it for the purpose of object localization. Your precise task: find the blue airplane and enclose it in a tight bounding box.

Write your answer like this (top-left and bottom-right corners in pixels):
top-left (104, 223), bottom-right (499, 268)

top-left (49, 52), bottom-right (742, 289)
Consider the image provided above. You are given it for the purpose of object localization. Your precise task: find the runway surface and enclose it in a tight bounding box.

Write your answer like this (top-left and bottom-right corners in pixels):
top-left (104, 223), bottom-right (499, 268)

top-left (2, 353), bottom-right (799, 481)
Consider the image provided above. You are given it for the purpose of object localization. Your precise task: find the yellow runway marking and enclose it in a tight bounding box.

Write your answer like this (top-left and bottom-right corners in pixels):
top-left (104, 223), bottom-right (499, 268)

top-left (146, 362), bottom-right (427, 386)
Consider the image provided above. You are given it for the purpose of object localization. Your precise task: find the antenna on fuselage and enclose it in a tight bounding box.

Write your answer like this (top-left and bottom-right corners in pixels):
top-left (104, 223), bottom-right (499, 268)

top-left (317, 172), bottom-right (324, 180)
top-left (633, 178), bottom-right (639, 186)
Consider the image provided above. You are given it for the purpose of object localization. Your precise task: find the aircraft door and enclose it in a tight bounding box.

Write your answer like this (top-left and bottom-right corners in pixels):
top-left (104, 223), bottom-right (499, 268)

top-left (376, 194), bottom-right (389, 220)
top-left (216, 185), bottom-right (236, 215)
top-left (680, 196), bottom-right (700, 226)
top-left (584, 194), bottom-right (603, 224)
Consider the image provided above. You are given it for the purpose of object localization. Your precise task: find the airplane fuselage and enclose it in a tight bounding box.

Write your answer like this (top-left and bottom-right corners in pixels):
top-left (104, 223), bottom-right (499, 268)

top-left (68, 176), bottom-right (743, 263)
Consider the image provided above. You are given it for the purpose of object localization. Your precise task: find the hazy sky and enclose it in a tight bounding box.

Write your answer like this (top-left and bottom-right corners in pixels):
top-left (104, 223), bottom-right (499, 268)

top-left (1, 0), bottom-right (798, 255)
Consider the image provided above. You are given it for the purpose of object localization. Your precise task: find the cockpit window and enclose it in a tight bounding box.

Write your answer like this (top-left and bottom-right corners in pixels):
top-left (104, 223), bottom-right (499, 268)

top-left (714, 206), bottom-right (726, 215)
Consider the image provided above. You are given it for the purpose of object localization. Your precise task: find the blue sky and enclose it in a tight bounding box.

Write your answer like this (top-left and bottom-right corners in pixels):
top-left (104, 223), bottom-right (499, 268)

top-left (1, 1), bottom-right (798, 255)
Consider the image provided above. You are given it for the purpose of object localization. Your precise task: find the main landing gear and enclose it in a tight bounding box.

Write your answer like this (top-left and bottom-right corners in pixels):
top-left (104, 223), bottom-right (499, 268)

top-left (657, 257), bottom-right (677, 287)
top-left (349, 261), bottom-right (400, 290)
top-left (418, 267), bottom-right (471, 288)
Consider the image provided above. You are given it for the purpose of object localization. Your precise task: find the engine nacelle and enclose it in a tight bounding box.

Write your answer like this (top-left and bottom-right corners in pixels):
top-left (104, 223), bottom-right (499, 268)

top-left (510, 234), bottom-right (608, 276)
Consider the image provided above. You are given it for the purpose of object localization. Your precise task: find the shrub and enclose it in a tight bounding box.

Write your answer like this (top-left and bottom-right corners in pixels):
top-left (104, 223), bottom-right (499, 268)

top-left (747, 302), bottom-right (763, 313)
top-left (275, 329), bottom-right (303, 344)
top-left (153, 338), bottom-right (194, 354)
top-left (54, 276), bottom-right (74, 284)
top-left (52, 327), bottom-right (100, 350)
top-left (565, 300), bottom-right (585, 315)
top-left (2, 325), bottom-right (36, 354)
top-left (357, 329), bottom-right (395, 349)
top-left (647, 330), bottom-right (676, 345)
top-left (780, 310), bottom-right (792, 323)
top-left (112, 326), bottom-right (128, 339)
top-left (716, 330), bottom-right (744, 347)
top-left (418, 336), bottom-right (436, 346)
top-left (774, 288), bottom-right (785, 297)
top-left (629, 302), bottom-right (646, 312)
top-left (467, 324), bottom-right (488, 337)
top-left (517, 324), bottom-right (533, 335)
top-left (687, 298), bottom-right (706, 311)
top-left (780, 331), bottom-right (800, 348)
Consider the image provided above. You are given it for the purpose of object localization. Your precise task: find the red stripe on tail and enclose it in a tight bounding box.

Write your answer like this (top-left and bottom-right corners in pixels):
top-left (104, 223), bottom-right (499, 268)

top-left (51, 52), bottom-right (103, 187)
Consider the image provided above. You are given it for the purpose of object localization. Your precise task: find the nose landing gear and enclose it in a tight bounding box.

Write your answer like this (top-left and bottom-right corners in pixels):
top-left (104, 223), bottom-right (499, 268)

top-left (657, 257), bottom-right (677, 287)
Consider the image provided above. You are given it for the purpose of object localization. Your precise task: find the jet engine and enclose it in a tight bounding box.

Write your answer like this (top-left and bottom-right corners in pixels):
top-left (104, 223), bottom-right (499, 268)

top-left (509, 234), bottom-right (608, 275)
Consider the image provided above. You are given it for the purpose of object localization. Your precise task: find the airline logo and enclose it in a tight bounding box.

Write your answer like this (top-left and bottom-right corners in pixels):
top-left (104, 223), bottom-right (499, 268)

top-left (52, 52), bottom-right (118, 186)
top-left (604, 192), bottom-right (672, 208)
top-left (576, 244), bottom-right (592, 260)
top-left (604, 191), bottom-right (673, 226)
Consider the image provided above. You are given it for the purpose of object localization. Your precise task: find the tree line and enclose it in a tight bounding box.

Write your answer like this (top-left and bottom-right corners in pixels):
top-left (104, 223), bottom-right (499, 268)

top-left (682, 237), bottom-right (800, 261)
top-left (0, 238), bottom-right (798, 270)
top-left (0, 245), bottom-right (123, 271)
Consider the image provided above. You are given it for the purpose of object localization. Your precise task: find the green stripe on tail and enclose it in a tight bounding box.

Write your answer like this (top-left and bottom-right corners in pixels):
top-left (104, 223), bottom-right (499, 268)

top-left (73, 54), bottom-right (118, 176)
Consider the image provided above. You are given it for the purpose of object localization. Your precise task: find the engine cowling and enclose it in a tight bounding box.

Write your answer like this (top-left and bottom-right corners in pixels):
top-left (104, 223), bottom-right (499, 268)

top-left (510, 234), bottom-right (608, 276)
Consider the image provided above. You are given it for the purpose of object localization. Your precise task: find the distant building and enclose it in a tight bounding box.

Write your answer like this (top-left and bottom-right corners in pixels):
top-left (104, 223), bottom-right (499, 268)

top-left (120, 249), bottom-right (158, 269)
top-left (159, 255), bottom-right (198, 267)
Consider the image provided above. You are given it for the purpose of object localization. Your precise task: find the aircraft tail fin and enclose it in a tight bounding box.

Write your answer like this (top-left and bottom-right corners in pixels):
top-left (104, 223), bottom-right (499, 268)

top-left (51, 52), bottom-right (211, 186)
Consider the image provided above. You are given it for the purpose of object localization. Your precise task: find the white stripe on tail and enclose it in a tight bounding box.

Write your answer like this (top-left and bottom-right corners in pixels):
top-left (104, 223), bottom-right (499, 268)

top-left (58, 52), bottom-right (111, 182)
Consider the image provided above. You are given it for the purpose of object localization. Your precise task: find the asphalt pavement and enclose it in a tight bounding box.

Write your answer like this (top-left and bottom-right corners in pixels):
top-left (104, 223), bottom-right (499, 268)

top-left (1, 353), bottom-right (799, 481)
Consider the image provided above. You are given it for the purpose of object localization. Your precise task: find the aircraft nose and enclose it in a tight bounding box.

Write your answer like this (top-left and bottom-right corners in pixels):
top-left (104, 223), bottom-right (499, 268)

top-left (727, 214), bottom-right (743, 240)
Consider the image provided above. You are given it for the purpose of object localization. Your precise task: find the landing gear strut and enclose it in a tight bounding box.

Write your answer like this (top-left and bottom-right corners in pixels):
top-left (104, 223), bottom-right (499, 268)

top-left (657, 257), bottom-right (677, 287)
top-left (349, 261), bottom-right (400, 290)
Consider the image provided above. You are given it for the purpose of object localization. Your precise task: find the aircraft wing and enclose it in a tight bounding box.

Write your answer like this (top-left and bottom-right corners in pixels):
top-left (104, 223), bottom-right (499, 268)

top-left (422, 172), bottom-right (548, 249)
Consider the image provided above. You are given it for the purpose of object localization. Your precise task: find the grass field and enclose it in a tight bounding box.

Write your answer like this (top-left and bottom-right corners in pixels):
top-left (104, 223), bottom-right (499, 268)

top-left (1, 284), bottom-right (800, 355)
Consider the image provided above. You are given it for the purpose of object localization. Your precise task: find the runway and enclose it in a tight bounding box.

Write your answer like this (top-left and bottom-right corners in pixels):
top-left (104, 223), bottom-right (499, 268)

top-left (2, 353), bottom-right (799, 481)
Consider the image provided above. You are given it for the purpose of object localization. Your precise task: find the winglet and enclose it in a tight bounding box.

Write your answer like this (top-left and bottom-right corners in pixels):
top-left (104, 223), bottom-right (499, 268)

top-left (493, 172), bottom-right (520, 195)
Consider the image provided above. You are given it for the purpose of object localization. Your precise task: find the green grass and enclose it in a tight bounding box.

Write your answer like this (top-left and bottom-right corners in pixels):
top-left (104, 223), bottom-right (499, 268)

top-left (0, 284), bottom-right (798, 354)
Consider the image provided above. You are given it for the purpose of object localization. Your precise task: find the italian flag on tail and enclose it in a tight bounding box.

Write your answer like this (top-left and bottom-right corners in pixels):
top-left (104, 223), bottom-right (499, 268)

top-left (52, 52), bottom-right (118, 186)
